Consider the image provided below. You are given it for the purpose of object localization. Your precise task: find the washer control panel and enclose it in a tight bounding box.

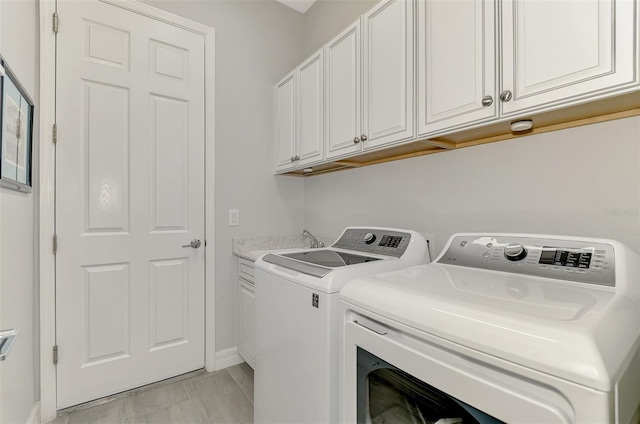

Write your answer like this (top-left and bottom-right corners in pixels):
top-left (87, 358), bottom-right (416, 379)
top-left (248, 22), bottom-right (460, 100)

top-left (333, 228), bottom-right (410, 258)
top-left (438, 235), bottom-right (615, 286)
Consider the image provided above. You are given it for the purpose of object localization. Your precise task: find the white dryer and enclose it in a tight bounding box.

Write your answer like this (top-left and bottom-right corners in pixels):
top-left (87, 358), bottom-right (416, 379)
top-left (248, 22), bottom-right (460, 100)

top-left (254, 227), bottom-right (431, 424)
top-left (341, 233), bottom-right (640, 424)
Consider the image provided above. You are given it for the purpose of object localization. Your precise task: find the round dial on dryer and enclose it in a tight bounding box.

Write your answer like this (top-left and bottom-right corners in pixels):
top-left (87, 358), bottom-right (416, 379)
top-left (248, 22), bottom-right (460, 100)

top-left (364, 233), bottom-right (377, 244)
top-left (504, 243), bottom-right (527, 261)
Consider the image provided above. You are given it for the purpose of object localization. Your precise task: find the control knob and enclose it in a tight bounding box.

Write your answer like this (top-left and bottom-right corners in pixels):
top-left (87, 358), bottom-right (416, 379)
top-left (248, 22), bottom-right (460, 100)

top-left (504, 243), bottom-right (527, 261)
top-left (364, 233), bottom-right (376, 244)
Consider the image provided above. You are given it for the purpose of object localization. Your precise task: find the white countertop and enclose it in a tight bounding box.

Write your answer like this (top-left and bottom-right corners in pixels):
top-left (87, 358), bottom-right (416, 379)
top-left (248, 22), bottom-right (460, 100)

top-left (232, 234), bottom-right (335, 262)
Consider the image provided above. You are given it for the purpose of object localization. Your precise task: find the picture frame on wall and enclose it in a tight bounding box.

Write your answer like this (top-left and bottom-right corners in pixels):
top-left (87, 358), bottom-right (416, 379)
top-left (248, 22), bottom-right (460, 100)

top-left (0, 54), bottom-right (34, 193)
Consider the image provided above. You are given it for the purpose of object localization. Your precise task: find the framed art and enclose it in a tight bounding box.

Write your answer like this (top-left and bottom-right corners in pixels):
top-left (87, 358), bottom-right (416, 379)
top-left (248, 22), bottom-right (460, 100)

top-left (0, 55), bottom-right (34, 193)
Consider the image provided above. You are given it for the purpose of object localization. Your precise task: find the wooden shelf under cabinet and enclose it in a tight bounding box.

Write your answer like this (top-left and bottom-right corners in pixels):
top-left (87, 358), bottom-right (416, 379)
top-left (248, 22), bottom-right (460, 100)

top-left (281, 92), bottom-right (640, 177)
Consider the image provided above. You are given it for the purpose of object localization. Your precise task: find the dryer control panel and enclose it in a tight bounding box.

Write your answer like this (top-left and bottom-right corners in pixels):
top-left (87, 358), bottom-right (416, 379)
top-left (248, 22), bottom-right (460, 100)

top-left (437, 235), bottom-right (615, 286)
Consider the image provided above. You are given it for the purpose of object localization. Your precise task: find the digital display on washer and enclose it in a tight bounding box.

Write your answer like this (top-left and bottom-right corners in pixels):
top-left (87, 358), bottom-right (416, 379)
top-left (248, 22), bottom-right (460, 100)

top-left (378, 235), bottom-right (402, 248)
top-left (539, 247), bottom-right (592, 268)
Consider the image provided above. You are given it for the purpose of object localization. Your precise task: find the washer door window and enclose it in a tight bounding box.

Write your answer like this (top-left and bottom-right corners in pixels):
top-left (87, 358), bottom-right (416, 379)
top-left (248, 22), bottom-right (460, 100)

top-left (358, 348), bottom-right (504, 424)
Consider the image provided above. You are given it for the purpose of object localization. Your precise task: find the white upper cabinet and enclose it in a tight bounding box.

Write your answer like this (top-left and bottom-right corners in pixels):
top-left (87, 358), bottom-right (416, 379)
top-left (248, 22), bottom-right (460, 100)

top-left (500, 0), bottom-right (638, 115)
top-left (326, 0), bottom-right (416, 160)
top-left (274, 71), bottom-right (296, 172)
top-left (297, 49), bottom-right (325, 166)
top-left (274, 51), bottom-right (324, 173)
top-left (418, 0), bottom-right (496, 137)
top-left (325, 20), bottom-right (362, 159)
top-left (363, 0), bottom-right (415, 148)
top-left (274, 0), bottom-right (639, 174)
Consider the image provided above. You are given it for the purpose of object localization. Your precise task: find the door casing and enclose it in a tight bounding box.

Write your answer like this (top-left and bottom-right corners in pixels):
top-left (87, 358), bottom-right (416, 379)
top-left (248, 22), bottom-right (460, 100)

top-left (37, 0), bottom-right (216, 421)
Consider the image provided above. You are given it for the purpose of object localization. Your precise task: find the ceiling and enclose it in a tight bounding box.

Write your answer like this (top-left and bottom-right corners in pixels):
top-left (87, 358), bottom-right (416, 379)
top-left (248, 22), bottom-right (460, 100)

top-left (275, 0), bottom-right (317, 14)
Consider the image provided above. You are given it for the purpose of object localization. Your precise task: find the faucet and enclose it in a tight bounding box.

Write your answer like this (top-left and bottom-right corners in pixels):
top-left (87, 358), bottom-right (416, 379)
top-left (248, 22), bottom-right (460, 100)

top-left (302, 229), bottom-right (324, 249)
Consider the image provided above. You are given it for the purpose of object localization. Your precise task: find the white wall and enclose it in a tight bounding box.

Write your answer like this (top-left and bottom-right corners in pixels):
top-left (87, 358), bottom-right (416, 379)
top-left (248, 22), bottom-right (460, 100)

top-left (142, 0), bottom-right (306, 352)
top-left (0, 0), bottom-right (39, 422)
top-left (304, 117), bottom-right (640, 256)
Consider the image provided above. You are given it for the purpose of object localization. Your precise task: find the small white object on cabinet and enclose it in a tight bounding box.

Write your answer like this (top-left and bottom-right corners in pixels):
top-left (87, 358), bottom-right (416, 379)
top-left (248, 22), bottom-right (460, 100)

top-left (236, 258), bottom-right (255, 368)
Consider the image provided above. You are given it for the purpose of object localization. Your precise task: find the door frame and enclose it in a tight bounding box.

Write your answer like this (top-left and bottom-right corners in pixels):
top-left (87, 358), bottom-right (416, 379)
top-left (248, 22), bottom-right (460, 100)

top-left (38, 0), bottom-right (216, 421)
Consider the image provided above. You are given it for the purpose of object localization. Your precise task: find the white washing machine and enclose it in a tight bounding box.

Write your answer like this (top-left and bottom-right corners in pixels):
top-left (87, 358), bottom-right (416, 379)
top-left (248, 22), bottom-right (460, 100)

top-left (341, 233), bottom-right (640, 424)
top-left (254, 227), bottom-right (431, 424)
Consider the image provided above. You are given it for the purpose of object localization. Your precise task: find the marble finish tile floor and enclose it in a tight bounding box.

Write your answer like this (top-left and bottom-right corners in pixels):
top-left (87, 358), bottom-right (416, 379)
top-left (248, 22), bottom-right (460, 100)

top-left (52, 363), bottom-right (254, 424)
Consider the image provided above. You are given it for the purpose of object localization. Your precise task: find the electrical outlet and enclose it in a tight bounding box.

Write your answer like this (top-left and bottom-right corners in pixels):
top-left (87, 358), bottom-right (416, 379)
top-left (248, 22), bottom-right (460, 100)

top-left (229, 209), bottom-right (240, 226)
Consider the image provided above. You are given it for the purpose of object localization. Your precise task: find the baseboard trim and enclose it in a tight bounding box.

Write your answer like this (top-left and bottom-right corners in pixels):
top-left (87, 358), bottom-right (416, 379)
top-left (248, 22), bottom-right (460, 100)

top-left (214, 347), bottom-right (244, 370)
top-left (26, 401), bottom-right (41, 424)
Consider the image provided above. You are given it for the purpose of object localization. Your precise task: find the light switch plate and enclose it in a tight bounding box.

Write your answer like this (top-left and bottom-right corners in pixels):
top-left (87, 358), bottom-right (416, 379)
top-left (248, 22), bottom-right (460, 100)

top-left (229, 209), bottom-right (240, 226)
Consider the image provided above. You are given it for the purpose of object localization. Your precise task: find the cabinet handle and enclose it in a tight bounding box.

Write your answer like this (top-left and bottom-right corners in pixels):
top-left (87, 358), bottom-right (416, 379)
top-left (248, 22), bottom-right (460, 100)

top-left (290, 156), bottom-right (295, 162)
top-left (353, 137), bottom-right (361, 144)
top-left (294, 155), bottom-right (300, 161)
top-left (481, 95), bottom-right (493, 107)
top-left (500, 90), bottom-right (513, 102)
top-left (361, 134), bottom-right (368, 142)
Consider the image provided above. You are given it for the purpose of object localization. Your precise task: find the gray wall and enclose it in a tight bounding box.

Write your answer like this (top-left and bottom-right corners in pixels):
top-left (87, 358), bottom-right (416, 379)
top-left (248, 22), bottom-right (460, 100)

top-left (300, 0), bottom-right (640, 257)
top-left (143, 0), bottom-right (306, 353)
top-left (304, 117), bottom-right (640, 256)
top-left (0, 0), bottom-right (39, 422)
top-left (303, 0), bottom-right (377, 57)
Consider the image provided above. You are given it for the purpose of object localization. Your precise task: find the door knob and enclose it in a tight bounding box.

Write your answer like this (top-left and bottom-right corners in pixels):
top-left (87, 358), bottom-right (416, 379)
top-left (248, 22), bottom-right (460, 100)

top-left (500, 90), bottom-right (513, 102)
top-left (182, 239), bottom-right (201, 249)
top-left (353, 137), bottom-right (361, 144)
top-left (361, 134), bottom-right (367, 142)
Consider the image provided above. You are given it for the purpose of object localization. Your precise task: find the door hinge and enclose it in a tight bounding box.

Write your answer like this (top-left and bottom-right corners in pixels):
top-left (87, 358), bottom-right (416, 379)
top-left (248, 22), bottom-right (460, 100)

top-left (52, 123), bottom-right (57, 144)
top-left (53, 345), bottom-right (58, 365)
top-left (53, 12), bottom-right (59, 33)
top-left (53, 234), bottom-right (58, 255)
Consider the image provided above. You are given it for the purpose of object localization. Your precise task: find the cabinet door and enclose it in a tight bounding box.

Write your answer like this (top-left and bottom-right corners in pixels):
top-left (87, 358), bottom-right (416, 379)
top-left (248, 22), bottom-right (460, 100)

top-left (325, 20), bottom-right (362, 159)
top-left (418, 0), bottom-right (496, 136)
top-left (237, 279), bottom-right (255, 368)
top-left (297, 49), bottom-right (324, 166)
top-left (363, 0), bottom-right (415, 149)
top-left (501, 0), bottom-right (637, 115)
top-left (274, 71), bottom-right (297, 172)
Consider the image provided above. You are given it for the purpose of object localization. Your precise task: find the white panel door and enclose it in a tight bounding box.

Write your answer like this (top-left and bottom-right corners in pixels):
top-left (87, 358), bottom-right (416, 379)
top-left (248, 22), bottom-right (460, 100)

top-left (296, 49), bottom-right (324, 167)
top-left (325, 20), bottom-right (362, 160)
top-left (274, 71), bottom-right (296, 172)
top-left (501, 0), bottom-right (637, 115)
top-left (418, 0), bottom-right (496, 136)
top-left (56, 0), bottom-right (205, 408)
top-left (362, 0), bottom-right (415, 149)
